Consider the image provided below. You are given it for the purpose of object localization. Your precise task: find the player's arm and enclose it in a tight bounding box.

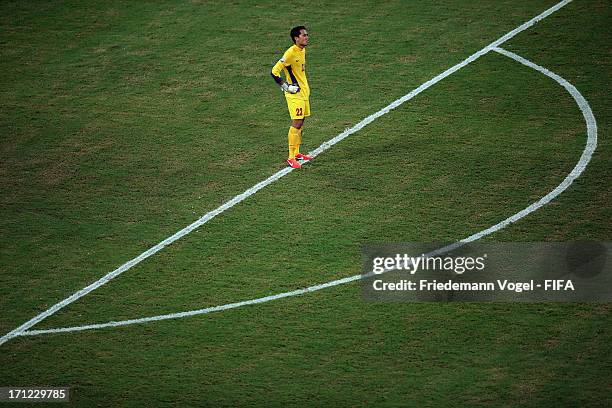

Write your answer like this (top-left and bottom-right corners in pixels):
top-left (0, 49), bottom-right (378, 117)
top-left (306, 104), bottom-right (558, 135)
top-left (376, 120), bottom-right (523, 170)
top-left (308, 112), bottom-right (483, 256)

top-left (270, 59), bottom-right (285, 85)
top-left (271, 52), bottom-right (299, 94)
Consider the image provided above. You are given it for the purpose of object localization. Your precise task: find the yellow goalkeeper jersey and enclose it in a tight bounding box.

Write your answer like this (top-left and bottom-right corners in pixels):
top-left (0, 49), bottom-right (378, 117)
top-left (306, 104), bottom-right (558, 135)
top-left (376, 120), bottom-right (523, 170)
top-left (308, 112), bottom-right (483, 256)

top-left (271, 44), bottom-right (310, 99)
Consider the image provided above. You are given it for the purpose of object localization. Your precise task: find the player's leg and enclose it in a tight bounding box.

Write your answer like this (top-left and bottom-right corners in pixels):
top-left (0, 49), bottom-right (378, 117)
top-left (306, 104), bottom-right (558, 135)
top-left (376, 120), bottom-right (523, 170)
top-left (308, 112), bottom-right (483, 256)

top-left (286, 97), bottom-right (306, 168)
top-left (287, 124), bottom-right (300, 159)
top-left (295, 99), bottom-right (312, 161)
top-left (294, 120), bottom-right (303, 156)
top-left (292, 118), bottom-right (304, 156)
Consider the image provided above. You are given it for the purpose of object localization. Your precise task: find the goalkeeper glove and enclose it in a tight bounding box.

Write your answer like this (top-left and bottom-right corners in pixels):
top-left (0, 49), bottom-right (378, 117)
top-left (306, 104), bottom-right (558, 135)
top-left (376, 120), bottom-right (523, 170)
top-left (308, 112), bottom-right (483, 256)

top-left (281, 82), bottom-right (300, 94)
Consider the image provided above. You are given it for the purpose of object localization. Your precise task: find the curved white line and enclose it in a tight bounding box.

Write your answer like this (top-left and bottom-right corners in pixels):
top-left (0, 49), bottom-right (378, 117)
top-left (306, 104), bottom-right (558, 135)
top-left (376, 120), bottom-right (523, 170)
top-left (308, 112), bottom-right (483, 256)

top-left (20, 47), bottom-right (597, 338)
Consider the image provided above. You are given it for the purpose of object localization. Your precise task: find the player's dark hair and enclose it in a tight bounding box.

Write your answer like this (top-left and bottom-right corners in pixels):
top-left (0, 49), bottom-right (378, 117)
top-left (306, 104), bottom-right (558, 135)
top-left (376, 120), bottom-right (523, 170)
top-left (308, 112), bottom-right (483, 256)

top-left (290, 26), bottom-right (307, 44)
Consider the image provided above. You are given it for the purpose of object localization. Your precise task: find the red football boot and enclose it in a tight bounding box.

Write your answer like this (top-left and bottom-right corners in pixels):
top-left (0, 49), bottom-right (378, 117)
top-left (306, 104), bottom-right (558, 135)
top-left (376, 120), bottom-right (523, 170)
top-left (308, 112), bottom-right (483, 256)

top-left (295, 153), bottom-right (313, 161)
top-left (286, 158), bottom-right (302, 169)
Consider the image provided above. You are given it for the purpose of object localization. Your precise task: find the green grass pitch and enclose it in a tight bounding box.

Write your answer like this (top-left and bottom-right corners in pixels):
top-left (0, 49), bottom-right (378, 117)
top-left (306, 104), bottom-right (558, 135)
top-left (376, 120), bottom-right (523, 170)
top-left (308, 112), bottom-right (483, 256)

top-left (1, 0), bottom-right (610, 406)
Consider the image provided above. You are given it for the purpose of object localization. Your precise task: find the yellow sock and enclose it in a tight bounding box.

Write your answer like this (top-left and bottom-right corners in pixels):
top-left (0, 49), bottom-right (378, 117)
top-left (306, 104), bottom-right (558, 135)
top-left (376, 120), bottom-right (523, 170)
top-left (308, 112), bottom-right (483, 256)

top-left (287, 126), bottom-right (299, 159)
top-left (296, 127), bottom-right (302, 155)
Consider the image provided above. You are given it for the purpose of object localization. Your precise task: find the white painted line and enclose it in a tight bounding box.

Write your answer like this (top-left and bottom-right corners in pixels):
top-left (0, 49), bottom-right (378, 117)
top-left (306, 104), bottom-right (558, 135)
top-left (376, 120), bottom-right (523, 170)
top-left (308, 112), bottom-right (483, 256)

top-left (0, 0), bottom-right (574, 346)
top-left (460, 46), bottom-right (598, 244)
top-left (21, 45), bottom-right (598, 338)
top-left (19, 44), bottom-right (597, 338)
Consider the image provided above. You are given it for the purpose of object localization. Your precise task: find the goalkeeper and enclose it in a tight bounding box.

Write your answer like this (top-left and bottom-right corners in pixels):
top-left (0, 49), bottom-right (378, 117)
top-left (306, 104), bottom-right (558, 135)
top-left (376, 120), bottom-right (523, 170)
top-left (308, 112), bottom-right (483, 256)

top-left (271, 26), bottom-right (313, 169)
